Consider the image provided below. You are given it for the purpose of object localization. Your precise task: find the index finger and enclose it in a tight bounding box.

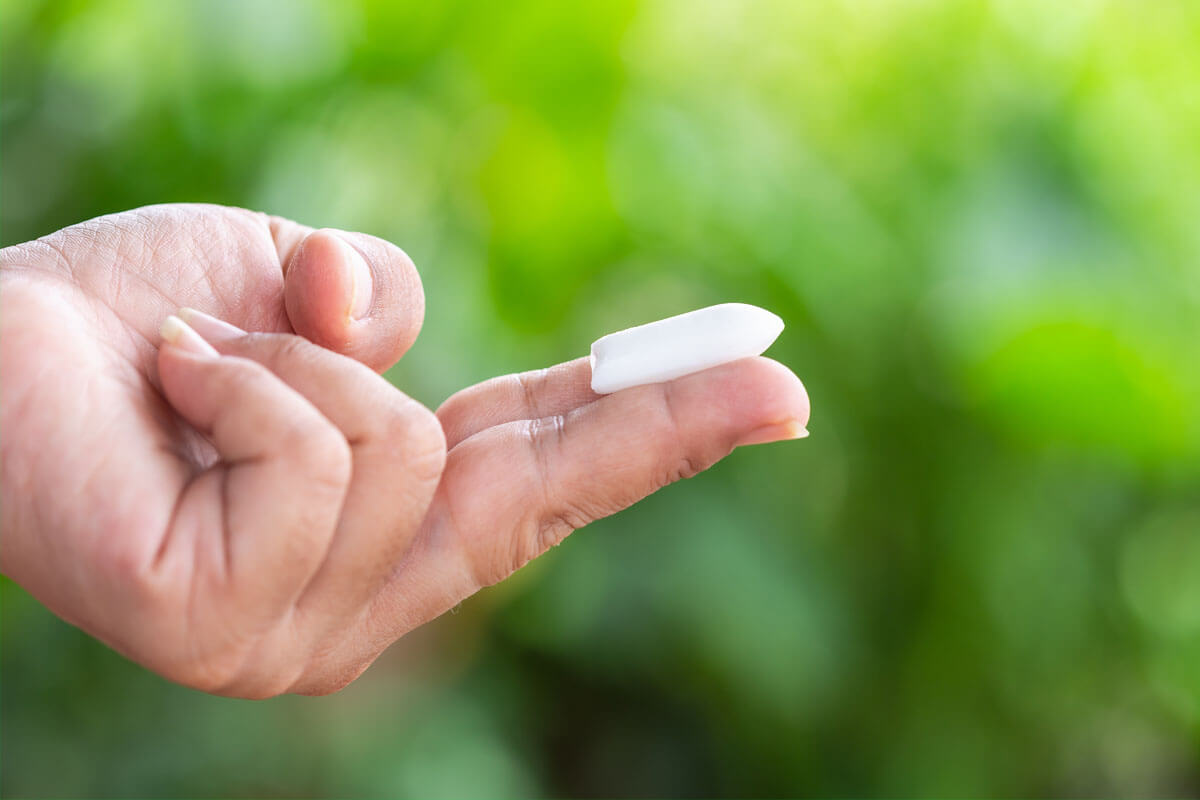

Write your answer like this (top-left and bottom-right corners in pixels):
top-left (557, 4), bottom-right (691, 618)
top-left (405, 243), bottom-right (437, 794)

top-left (436, 356), bottom-right (598, 449)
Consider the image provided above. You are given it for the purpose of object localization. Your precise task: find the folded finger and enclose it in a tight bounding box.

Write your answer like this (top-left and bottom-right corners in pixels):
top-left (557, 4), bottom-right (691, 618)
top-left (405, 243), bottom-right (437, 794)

top-left (156, 317), bottom-right (351, 625)
top-left (178, 308), bottom-right (446, 626)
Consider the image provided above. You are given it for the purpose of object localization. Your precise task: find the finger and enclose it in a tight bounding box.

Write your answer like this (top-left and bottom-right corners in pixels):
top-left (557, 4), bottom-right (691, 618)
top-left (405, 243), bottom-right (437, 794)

top-left (155, 316), bottom-right (351, 623)
top-left (339, 357), bottom-right (809, 662)
top-left (300, 357), bottom-right (807, 687)
top-left (436, 356), bottom-right (598, 449)
top-left (178, 308), bottom-right (446, 625)
top-left (421, 356), bottom-right (809, 596)
top-left (281, 227), bottom-right (424, 373)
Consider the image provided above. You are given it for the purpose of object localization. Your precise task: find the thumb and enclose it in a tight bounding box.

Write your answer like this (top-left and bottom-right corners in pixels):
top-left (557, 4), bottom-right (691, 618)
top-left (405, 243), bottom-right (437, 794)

top-left (282, 227), bottom-right (425, 373)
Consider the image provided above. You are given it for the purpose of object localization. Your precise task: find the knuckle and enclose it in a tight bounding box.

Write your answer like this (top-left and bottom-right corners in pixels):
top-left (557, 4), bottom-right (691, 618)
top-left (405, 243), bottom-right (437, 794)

top-left (91, 522), bottom-right (166, 604)
top-left (665, 453), bottom-right (705, 485)
top-left (528, 415), bottom-right (566, 484)
top-left (375, 399), bottom-right (446, 480)
top-left (213, 356), bottom-right (261, 396)
top-left (474, 415), bottom-right (583, 582)
top-left (236, 669), bottom-right (304, 700)
top-left (154, 631), bottom-right (256, 696)
top-left (463, 511), bottom-right (577, 590)
top-left (265, 332), bottom-right (317, 365)
top-left (295, 675), bottom-right (356, 696)
top-left (162, 630), bottom-right (302, 699)
top-left (294, 649), bottom-right (373, 697)
top-left (285, 487), bottom-right (344, 559)
top-left (519, 504), bottom-right (592, 581)
top-left (219, 356), bottom-right (283, 407)
top-left (236, 332), bottom-right (321, 374)
top-left (407, 405), bottom-right (448, 479)
top-left (481, 504), bottom-right (586, 587)
top-left (309, 436), bottom-right (354, 494)
top-left (172, 658), bottom-right (290, 699)
top-left (169, 654), bottom-right (245, 696)
top-left (660, 381), bottom-right (686, 440)
top-left (280, 414), bottom-right (352, 489)
top-left (535, 508), bottom-right (584, 553)
top-left (515, 369), bottom-right (549, 418)
top-left (654, 382), bottom-right (723, 486)
top-left (293, 665), bottom-right (362, 696)
top-left (433, 390), bottom-right (465, 428)
top-left (99, 539), bottom-right (147, 584)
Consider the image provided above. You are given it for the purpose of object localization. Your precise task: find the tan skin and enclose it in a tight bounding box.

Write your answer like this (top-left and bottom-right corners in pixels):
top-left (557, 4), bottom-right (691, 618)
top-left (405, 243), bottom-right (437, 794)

top-left (0, 204), bottom-right (810, 698)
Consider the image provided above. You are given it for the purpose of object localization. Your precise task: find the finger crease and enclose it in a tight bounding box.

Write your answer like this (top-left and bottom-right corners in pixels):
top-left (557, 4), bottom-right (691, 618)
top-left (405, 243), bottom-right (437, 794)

top-left (219, 465), bottom-right (236, 581)
top-left (516, 369), bottom-right (545, 419)
top-left (529, 414), bottom-right (569, 524)
top-left (660, 381), bottom-right (686, 442)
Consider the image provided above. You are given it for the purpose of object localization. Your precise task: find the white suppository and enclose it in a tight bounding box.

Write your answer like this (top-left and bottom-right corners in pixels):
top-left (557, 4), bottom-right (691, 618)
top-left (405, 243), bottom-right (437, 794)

top-left (589, 303), bottom-right (785, 394)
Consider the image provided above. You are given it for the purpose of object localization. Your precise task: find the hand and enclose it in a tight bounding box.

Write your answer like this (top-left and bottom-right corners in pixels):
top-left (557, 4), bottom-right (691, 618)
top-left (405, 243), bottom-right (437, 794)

top-left (0, 204), bottom-right (810, 697)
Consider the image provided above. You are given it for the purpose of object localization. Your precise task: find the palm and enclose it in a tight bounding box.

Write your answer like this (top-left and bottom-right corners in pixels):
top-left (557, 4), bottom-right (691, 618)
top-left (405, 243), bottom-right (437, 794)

top-left (3, 210), bottom-right (263, 550)
top-left (1, 206), bottom-right (333, 670)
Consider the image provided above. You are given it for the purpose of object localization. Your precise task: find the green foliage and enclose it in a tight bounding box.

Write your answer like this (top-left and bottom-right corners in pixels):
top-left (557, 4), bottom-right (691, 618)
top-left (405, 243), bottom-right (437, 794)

top-left (3, 0), bottom-right (1199, 795)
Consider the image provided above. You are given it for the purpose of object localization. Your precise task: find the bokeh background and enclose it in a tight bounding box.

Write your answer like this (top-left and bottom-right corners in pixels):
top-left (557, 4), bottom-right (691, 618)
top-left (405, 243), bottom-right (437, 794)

top-left (3, 0), bottom-right (1200, 796)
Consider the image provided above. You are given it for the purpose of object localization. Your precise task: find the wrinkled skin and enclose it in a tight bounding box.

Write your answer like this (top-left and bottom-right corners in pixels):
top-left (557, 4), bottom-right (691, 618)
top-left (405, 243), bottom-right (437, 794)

top-left (0, 204), bottom-right (809, 698)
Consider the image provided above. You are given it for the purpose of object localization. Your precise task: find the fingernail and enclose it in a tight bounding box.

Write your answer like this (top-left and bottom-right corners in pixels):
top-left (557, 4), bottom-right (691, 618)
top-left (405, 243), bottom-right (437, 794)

top-left (161, 315), bottom-right (219, 357)
top-left (177, 307), bottom-right (246, 344)
top-left (333, 234), bottom-right (373, 320)
top-left (735, 419), bottom-right (809, 447)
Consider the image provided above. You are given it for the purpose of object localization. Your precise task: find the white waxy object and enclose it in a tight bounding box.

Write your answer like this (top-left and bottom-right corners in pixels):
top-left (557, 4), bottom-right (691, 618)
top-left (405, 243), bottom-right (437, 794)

top-left (589, 303), bottom-right (784, 394)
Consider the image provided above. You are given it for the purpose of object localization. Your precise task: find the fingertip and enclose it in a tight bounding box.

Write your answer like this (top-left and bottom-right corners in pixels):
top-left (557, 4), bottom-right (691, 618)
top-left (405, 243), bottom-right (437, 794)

top-left (733, 419), bottom-right (809, 448)
top-left (680, 356), bottom-right (810, 437)
top-left (283, 230), bottom-right (358, 350)
top-left (161, 315), bottom-right (219, 358)
top-left (156, 322), bottom-right (223, 428)
top-left (283, 229), bottom-right (424, 373)
top-left (177, 307), bottom-right (247, 345)
top-left (311, 231), bottom-right (374, 321)
top-left (745, 356), bottom-right (811, 431)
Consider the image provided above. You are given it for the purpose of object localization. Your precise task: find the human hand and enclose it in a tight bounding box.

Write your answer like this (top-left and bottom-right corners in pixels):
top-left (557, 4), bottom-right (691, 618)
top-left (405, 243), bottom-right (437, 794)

top-left (0, 204), bottom-right (809, 697)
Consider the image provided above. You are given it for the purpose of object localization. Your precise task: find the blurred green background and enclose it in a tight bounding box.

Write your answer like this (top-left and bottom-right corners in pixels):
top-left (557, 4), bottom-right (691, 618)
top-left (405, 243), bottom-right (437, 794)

top-left (3, 0), bottom-right (1200, 796)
